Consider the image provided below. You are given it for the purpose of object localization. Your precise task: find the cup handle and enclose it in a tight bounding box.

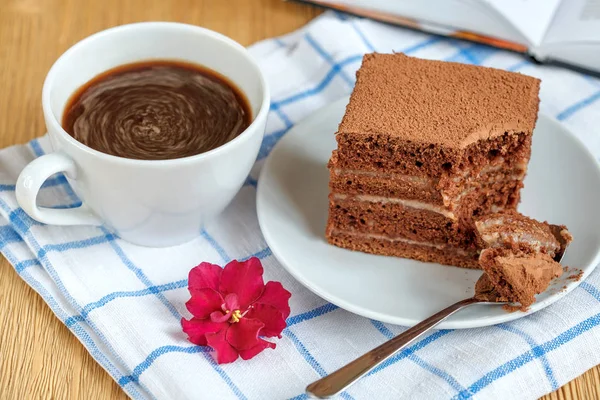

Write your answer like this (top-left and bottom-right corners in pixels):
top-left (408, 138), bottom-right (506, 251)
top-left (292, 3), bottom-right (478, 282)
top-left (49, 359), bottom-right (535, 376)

top-left (16, 151), bottom-right (102, 226)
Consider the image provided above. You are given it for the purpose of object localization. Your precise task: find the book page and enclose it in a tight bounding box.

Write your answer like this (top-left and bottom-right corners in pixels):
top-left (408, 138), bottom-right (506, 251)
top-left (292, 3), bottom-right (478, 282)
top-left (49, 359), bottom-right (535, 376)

top-left (543, 0), bottom-right (600, 44)
top-left (484, 0), bottom-right (562, 46)
top-left (305, 0), bottom-right (530, 45)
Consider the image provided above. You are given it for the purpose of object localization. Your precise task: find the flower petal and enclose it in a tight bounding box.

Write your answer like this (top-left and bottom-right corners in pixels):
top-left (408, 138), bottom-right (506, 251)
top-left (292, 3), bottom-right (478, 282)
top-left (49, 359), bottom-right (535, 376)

top-left (226, 317), bottom-right (265, 351)
top-left (210, 310), bottom-right (231, 323)
top-left (238, 339), bottom-right (276, 361)
top-left (220, 258), bottom-right (265, 309)
top-left (245, 303), bottom-right (287, 338)
top-left (206, 328), bottom-right (239, 364)
top-left (181, 317), bottom-right (227, 346)
top-left (255, 281), bottom-right (292, 319)
top-left (223, 293), bottom-right (240, 312)
top-left (186, 288), bottom-right (224, 319)
top-left (189, 262), bottom-right (222, 291)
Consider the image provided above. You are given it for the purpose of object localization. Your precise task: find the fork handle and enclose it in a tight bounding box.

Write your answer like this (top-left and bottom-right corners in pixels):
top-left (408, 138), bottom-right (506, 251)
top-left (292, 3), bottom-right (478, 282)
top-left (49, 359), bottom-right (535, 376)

top-left (305, 297), bottom-right (481, 399)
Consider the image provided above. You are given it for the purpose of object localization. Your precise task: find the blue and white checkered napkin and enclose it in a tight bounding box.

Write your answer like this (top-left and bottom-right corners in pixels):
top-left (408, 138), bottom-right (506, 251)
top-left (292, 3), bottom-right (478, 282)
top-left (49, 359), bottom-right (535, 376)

top-left (2, 11), bottom-right (600, 400)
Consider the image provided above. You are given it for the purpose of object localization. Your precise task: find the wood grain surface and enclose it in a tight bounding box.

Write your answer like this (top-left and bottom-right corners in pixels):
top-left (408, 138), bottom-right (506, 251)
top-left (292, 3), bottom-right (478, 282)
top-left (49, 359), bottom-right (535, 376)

top-left (0, 0), bottom-right (598, 399)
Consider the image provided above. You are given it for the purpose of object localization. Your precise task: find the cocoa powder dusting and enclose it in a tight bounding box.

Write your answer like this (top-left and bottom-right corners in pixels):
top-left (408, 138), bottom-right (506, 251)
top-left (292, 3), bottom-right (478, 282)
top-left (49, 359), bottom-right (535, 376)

top-left (338, 53), bottom-right (540, 148)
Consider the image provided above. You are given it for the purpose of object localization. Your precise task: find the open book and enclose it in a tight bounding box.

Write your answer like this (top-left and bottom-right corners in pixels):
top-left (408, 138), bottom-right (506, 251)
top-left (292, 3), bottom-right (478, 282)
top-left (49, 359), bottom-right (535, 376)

top-left (296, 0), bottom-right (600, 74)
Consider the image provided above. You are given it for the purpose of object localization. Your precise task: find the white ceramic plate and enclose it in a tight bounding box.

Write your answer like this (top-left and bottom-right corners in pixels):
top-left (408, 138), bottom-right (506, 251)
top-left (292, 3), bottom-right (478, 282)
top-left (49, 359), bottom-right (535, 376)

top-left (257, 96), bottom-right (600, 329)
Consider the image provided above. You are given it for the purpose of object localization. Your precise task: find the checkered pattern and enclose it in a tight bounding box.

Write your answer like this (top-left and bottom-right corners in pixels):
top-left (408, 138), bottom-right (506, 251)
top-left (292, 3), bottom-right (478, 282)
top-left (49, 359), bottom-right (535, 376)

top-left (2, 11), bottom-right (600, 400)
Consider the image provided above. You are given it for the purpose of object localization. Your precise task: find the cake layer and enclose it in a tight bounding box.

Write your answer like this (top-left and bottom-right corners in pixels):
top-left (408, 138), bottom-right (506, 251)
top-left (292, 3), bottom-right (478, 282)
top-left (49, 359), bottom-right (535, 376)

top-left (338, 53), bottom-right (540, 149)
top-left (327, 195), bottom-right (473, 248)
top-left (327, 229), bottom-right (480, 269)
top-left (335, 126), bottom-right (532, 179)
top-left (328, 170), bottom-right (442, 204)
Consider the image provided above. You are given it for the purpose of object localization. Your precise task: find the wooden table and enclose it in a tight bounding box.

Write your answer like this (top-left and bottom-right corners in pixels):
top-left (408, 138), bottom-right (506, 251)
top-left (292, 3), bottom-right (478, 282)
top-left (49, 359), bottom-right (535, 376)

top-left (0, 0), bottom-right (598, 398)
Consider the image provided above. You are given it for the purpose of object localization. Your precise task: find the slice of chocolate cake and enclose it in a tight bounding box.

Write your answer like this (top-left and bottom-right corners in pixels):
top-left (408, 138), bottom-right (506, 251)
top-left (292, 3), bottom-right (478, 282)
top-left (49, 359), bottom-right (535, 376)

top-left (326, 53), bottom-right (541, 268)
top-left (476, 248), bottom-right (563, 309)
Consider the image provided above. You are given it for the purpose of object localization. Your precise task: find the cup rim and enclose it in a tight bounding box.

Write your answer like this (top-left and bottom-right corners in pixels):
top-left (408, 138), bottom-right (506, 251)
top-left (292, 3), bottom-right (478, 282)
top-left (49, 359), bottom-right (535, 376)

top-left (41, 21), bottom-right (270, 166)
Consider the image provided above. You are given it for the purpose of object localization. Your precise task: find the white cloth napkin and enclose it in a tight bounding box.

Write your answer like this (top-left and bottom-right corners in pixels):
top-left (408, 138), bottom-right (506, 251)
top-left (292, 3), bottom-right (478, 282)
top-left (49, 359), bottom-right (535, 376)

top-left (2, 11), bottom-right (600, 400)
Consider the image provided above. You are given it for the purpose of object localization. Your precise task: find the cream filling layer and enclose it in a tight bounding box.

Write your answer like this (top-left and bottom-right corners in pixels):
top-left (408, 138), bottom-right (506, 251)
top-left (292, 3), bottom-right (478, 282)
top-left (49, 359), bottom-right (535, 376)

top-left (331, 229), bottom-right (476, 256)
top-left (332, 193), bottom-right (456, 219)
top-left (480, 231), bottom-right (557, 256)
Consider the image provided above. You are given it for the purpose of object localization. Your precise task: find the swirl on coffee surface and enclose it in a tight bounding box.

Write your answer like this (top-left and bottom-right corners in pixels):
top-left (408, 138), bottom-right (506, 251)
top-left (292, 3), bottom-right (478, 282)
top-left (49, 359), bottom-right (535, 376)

top-left (63, 61), bottom-right (251, 160)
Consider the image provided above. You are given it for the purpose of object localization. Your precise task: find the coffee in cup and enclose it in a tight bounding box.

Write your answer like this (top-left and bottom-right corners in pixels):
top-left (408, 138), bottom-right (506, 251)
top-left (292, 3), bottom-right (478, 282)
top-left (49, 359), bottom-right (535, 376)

top-left (62, 60), bottom-right (252, 160)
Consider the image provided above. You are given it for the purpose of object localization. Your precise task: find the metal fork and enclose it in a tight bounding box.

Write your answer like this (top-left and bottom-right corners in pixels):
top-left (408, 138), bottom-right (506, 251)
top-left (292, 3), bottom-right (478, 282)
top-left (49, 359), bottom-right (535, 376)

top-left (306, 225), bottom-right (569, 399)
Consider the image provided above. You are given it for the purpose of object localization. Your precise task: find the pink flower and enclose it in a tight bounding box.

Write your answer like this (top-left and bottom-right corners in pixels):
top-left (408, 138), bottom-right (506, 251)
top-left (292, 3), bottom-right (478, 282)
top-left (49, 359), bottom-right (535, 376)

top-left (181, 257), bottom-right (292, 364)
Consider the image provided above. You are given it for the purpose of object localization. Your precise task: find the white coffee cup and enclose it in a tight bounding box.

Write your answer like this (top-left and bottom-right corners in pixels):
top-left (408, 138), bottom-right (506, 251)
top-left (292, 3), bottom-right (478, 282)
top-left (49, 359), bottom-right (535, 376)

top-left (15, 22), bottom-right (269, 247)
